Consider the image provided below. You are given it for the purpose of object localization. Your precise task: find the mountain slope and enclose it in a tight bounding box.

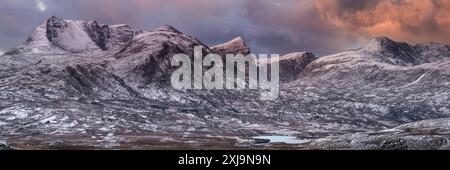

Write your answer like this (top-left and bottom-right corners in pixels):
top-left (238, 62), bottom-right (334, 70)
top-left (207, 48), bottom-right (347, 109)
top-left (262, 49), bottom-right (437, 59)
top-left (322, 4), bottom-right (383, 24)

top-left (109, 25), bottom-right (212, 88)
top-left (275, 37), bottom-right (450, 132)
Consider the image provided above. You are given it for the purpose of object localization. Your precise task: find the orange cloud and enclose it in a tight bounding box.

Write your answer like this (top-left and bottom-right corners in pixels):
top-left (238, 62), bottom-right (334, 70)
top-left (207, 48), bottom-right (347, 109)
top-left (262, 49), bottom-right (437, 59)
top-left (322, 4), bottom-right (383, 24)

top-left (315, 0), bottom-right (450, 44)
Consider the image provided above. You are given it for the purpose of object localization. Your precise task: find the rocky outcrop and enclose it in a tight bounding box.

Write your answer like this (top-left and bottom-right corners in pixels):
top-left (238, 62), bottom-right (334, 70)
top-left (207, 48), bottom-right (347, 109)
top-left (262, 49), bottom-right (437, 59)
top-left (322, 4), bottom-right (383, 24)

top-left (259, 52), bottom-right (316, 82)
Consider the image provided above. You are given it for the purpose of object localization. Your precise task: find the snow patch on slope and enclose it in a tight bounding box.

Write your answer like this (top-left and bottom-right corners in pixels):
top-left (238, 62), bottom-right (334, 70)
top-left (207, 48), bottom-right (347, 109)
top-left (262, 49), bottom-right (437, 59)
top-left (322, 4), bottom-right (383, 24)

top-left (24, 24), bottom-right (53, 48)
top-left (52, 20), bottom-right (100, 52)
top-left (402, 73), bottom-right (427, 88)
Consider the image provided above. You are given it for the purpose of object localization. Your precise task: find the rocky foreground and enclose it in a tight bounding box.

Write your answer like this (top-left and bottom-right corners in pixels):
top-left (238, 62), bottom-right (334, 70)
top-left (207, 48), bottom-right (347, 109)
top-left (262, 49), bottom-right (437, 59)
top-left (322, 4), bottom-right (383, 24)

top-left (1, 17), bottom-right (450, 150)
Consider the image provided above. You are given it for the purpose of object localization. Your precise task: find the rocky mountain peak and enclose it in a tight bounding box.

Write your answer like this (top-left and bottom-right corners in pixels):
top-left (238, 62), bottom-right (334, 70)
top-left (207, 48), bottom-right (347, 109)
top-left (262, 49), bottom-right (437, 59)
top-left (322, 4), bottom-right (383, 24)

top-left (111, 25), bottom-right (211, 84)
top-left (212, 36), bottom-right (250, 55)
top-left (372, 36), bottom-right (396, 44)
top-left (360, 36), bottom-right (419, 65)
top-left (359, 36), bottom-right (450, 65)
top-left (362, 36), bottom-right (412, 52)
top-left (152, 25), bottom-right (182, 34)
top-left (23, 16), bottom-right (142, 53)
top-left (116, 25), bottom-right (205, 58)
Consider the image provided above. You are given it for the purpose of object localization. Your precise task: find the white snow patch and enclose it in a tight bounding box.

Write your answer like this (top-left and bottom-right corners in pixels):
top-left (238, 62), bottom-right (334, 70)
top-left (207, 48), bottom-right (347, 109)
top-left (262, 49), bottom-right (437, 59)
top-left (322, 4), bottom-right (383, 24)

top-left (103, 133), bottom-right (117, 143)
top-left (99, 127), bottom-right (110, 132)
top-left (439, 107), bottom-right (450, 114)
top-left (40, 116), bottom-right (57, 124)
top-left (0, 107), bottom-right (32, 119)
top-left (403, 73), bottom-right (427, 87)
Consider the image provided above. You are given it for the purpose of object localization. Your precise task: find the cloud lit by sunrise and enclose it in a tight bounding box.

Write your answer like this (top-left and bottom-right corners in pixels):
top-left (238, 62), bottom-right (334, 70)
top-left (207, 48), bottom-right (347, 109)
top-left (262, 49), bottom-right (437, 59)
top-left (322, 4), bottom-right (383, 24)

top-left (315, 0), bottom-right (450, 44)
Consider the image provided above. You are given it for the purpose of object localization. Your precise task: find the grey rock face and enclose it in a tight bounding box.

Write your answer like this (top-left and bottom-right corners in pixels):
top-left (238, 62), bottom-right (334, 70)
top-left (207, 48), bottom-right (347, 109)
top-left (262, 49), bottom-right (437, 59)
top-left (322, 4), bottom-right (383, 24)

top-left (81, 20), bottom-right (110, 50)
top-left (1, 17), bottom-right (450, 150)
top-left (45, 16), bottom-right (67, 43)
top-left (259, 52), bottom-right (316, 83)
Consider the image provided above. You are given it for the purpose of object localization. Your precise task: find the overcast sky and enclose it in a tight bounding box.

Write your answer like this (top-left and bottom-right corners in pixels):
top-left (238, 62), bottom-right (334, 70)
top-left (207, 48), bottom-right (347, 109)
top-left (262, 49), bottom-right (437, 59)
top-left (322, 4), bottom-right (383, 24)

top-left (1, 0), bottom-right (449, 56)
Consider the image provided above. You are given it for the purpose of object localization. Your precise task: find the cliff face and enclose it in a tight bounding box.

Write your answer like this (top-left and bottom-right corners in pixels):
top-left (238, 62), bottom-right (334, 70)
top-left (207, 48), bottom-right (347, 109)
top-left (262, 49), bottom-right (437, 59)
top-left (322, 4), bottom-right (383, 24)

top-left (259, 52), bottom-right (316, 83)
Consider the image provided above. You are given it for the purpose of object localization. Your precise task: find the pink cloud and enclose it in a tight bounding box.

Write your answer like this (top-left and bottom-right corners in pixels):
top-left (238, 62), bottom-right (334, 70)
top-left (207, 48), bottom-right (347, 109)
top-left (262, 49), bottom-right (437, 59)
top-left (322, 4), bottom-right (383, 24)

top-left (315, 0), bottom-right (450, 44)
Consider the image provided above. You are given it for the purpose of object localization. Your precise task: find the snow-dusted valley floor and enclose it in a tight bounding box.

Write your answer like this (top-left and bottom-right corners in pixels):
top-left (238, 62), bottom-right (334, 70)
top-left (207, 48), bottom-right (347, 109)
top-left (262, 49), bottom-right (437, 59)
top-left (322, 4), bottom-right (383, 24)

top-left (1, 17), bottom-right (450, 150)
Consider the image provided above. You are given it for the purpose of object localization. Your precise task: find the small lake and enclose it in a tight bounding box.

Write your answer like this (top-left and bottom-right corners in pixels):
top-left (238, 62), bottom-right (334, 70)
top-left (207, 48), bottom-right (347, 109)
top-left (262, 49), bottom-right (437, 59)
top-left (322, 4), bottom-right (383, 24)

top-left (252, 135), bottom-right (309, 144)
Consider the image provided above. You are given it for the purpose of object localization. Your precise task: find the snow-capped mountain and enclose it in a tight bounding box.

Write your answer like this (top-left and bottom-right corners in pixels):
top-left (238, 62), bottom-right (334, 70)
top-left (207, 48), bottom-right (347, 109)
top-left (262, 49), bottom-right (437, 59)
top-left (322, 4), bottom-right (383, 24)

top-left (8, 16), bottom-right (143, 55)
top-left (1, 17), bottom-right (450, 150)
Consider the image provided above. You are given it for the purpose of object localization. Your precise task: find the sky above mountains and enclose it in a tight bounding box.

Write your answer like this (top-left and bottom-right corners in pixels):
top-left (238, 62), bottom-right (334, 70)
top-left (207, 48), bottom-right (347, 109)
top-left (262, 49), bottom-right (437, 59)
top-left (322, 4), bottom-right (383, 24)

top-left (1, 0), bottom-right (449, 56)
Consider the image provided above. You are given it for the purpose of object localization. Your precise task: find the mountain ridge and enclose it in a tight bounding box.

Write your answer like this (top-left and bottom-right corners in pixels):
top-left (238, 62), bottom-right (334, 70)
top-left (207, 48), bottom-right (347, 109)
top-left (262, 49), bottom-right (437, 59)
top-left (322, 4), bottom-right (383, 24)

top-left (21, 16), bottom-right (143, 54)
top-left (359, 36), bottom-right (450, 66)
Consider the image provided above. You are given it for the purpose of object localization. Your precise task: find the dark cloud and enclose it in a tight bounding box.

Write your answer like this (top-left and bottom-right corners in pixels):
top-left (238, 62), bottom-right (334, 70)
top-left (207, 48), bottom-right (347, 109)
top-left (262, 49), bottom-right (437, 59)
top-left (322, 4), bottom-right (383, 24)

top-left (241, 0), bottom-right (358, 55)
top-left (0, 0), bottom-right (449, 56)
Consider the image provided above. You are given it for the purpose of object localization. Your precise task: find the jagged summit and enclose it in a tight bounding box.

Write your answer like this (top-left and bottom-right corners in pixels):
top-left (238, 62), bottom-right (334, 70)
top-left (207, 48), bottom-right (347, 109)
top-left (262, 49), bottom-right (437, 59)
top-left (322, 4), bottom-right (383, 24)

top-left (44, 16), bottom-right (100, 52)
top-left (23, 16), bottom-right (142, 53)
top-left (212, 36), bottom-right (250, 55)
